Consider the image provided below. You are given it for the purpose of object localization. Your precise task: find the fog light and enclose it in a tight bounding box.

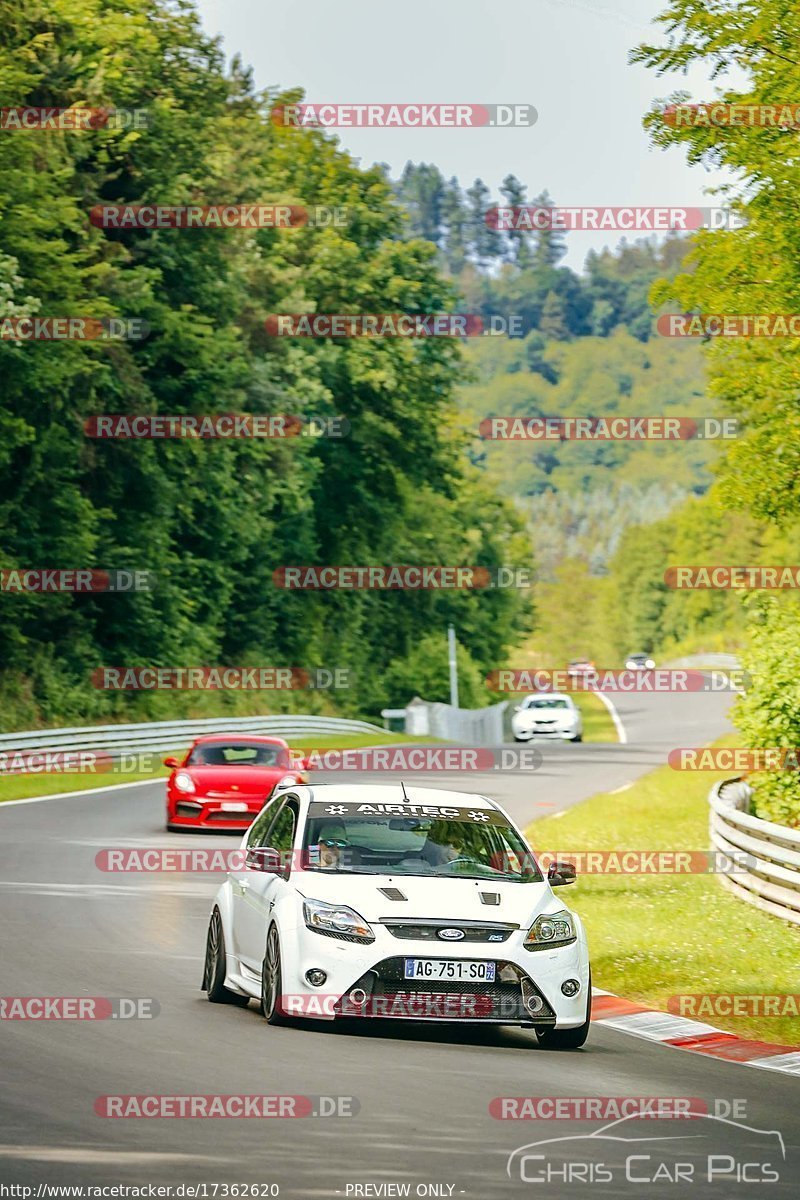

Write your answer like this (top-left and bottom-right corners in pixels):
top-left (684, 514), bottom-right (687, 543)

top-left (305, 968), bottom-right (327, 987)
top-left (561, 978), bottom-right (580, 997)
top-left (349, 987), bottom-right (368, 1008)
top-left (524, 994), bottom-right (545, 1015)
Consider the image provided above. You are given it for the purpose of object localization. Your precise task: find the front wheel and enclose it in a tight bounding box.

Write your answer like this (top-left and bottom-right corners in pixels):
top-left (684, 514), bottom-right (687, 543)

top-left (569, 733), bottom-right (583, 743)
top-left (261, 924), bottom-right (290, 1025)
top-left (203, 907), bottom-right (250, 1006)
top-left (536, 974), bottom-right (591, 1049)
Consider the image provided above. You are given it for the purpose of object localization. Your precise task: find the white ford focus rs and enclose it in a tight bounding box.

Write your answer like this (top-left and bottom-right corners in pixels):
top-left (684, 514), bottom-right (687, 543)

top-left (202, 783), bottom-right (592, 1048)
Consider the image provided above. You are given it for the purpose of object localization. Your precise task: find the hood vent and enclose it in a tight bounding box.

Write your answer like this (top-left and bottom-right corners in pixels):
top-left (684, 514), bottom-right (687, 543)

top-left (378, 887), bottom-right (408, 902)
top-left (479, 891), bottom-right (501, 906)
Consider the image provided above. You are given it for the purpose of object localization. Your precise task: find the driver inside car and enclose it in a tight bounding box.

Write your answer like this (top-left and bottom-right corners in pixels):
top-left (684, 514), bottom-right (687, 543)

top-left (315, 820), bottom-right (355, 869)
top-left (419, 820), bottom-right (473, 868)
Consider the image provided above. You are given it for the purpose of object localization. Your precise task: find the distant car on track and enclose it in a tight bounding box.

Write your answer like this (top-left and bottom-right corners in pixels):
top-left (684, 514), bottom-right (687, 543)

top-left (202, 783), bottom-right (592, 1047)
top-left (165, 735), bottom-right (308, 832)
top-left (566, 658), bottom-right (595, 680)
top-left (511, 693), bottom-right (583, 743)
top-left (625, 653), bottom-right (655, 670)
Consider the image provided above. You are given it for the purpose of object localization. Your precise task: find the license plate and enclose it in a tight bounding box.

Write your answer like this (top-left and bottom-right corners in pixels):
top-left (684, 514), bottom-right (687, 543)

top-left (403, 959), bottom-right (495, 982)
top-left (221, 802), bottom-right (249, 812)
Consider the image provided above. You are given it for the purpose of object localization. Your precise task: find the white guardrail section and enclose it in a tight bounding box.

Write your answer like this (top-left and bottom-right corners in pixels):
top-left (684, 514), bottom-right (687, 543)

top-left (403, 697), bottom-right (508, 745)
top-left (0, 715), bottom-right (386, 760)
top-left (710, 778), bottom-right (800, 926)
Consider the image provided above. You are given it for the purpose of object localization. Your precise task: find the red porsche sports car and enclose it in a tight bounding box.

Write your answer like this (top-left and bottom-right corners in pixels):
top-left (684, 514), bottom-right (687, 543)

top-left (164, 735), bottom-right (308, 832)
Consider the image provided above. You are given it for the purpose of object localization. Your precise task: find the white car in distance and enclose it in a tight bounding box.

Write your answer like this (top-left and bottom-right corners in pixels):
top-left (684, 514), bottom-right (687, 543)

top-left (202, 783), bottom-right (591, 1048)
top-left (511, 692), bottom-right (583, 743)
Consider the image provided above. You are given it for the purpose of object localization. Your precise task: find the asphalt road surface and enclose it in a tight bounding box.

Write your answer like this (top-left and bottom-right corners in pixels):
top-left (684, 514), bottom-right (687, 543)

top-left (2, 686), bottom-right (798, 1198)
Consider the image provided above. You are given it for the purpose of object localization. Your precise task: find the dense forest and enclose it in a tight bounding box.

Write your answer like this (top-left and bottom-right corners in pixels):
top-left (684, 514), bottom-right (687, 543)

top-left (0, 0), bottom-right (533, 729)
top-left (4, 0), bottom-right (800, 826)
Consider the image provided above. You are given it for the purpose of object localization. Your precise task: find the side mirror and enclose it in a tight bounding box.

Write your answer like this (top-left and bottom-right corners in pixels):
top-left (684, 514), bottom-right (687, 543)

top-left (294, 756), bottom-right (312, 771)
top-left (246, 846), bottom-right (283, 874)
top-left (513, 705), bottom-right (522, 713)
top-left (163, 756), bottom-right (180, 769)
top-left (548, 861), bottom-right (577, 887)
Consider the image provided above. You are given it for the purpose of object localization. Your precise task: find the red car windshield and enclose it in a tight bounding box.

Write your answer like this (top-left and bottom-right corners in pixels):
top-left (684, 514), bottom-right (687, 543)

top-left (187, 742), bottom-right (289, 767)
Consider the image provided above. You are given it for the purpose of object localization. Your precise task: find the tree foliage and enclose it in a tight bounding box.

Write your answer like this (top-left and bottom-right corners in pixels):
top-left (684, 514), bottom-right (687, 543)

top-left (0, 0), bottom-right (531, 728)
top-left (634, 0), bottom-right (800, 821)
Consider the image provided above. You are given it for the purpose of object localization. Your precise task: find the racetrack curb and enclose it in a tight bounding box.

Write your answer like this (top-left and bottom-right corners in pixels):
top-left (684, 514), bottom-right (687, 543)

top-left (592, 987), bottom-right (800, 1076)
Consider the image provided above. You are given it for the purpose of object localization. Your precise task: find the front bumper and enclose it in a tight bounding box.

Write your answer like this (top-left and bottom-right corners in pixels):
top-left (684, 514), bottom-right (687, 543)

top-left (168, 796), bottom-right (265, 830)
top-left (277, 918), bottom-right (590, 1026)
top-left (513, 724), bottom-right (578, 741)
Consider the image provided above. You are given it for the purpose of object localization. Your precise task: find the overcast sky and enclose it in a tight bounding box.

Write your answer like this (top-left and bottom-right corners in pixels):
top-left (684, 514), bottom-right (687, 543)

top-left (195, 0), bottom-right (734, 269)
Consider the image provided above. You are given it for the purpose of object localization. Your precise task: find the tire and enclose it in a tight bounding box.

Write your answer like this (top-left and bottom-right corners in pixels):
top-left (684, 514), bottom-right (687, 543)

top-left (570, 734), bottom-right (583, 743)
top-left (536, 973), bottom-right (591, 1049)
top-left (260, 924), bottom-right (290, 1025)
top-left (202, 907), bottom-right (250, 1006)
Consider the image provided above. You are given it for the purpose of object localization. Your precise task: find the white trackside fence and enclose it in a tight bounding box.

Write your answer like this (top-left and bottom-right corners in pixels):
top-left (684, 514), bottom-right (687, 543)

top-left (0, 714), bottom-right (386, 762)
top-left (709, 778), bottom-right (800, 926)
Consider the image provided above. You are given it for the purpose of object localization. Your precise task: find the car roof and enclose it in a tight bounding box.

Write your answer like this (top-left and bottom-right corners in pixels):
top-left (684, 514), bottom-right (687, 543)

top-left (190, 734), bottom-right (289, 746)
top-left (298, 783), bottom-right (500, 811)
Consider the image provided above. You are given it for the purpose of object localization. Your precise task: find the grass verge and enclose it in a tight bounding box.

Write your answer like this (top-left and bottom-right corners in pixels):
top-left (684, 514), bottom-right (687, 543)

top-left (574, 693), bottom-right (618, 743)
top-left (527, 752), bottom-right (800, 1045)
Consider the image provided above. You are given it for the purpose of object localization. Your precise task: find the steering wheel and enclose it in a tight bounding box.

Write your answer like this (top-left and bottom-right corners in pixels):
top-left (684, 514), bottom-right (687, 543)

top-left (438, 855), bottom-right (480, 871)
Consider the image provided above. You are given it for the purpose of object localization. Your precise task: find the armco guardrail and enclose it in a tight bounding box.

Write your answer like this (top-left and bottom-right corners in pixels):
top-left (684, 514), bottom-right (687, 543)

top-left (0, 714), bottom-right (386, 760)
top-left (666, 653), bottom-right (742, 670)
top-left (710, 778), bottom-right (800, 926)
top-left (402, 697), bottom-right (508, 745)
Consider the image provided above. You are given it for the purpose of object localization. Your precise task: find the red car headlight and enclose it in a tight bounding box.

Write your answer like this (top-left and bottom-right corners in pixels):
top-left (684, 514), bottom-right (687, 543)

top-left (174, 771), bottom-right (196, 794)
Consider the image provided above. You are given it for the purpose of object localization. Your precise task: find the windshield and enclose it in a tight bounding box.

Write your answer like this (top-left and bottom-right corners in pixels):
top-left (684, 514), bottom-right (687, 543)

top-left (187, 742), bottom-right (289, 767)
top-left (302, 806), bottom-right (543, 882)
top-left (524, 697), bottom-right (569, 710)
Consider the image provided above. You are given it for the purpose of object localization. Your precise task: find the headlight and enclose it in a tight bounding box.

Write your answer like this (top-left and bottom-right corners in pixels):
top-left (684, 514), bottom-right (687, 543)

top-left (646, 659), bottom-right (655, 669)
top-left (523, 909), bottom-right (576, 950)
top-left (303, 898), bottom-right (375, 943)
top-left (277, 774), bottom-right (298, 788)
top-left (174, 771), bottom-right (195, 794)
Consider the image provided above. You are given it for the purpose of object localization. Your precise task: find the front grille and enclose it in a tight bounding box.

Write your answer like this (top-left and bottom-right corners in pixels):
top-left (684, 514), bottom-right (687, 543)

top-left (382, 920), bottom-right (516, 943)
top-left (337, 957), bottom-right (555, 1023)
top-left (175, 802), bottom-right (202, 816)
top-left (205, 810), bottom-right (251, 822)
